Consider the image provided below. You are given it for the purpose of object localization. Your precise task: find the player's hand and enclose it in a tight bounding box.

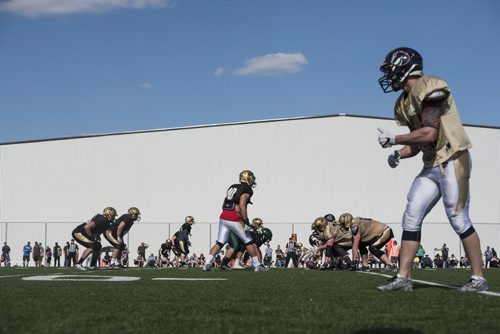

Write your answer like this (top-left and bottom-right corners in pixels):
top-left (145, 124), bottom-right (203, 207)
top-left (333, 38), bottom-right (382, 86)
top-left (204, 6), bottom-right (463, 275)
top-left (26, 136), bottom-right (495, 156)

top-left (388, 150), bottom-right (400, 168)
top-left (377, 127), bottom-right (396, 148)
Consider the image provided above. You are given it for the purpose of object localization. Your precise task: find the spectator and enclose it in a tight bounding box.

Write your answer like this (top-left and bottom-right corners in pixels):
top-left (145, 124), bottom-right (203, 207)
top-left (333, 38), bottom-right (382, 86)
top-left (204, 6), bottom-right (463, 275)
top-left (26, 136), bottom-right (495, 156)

top-left (413, 256), bottom-right (420, 269)
top-left (33, 241), bottom-right (42, 267)
top-left (23, 242), bottom-right (32, 267)
top-left (53, 242), bottom-right (62, 267)
top-left (441, 243), bottom-right (449, 268)
top-left (449, 254), bottom-right (458, 268)
top-left (198, 253), bottom-right (206, 267)
top-left (368, 253), bottom-right (379, 269)
top-left (39, 243), bottom-right (45, 266)
top-left (45, 246), bottom-right (52, 267)
top-left (388, 240), bottom-right (400, 268)
top-left (434, 254), bottom-right (443, 268)
top-left (285, 237), bottom-right (298, 268)
top-left (68, 239), bottom-right (79, 267)
top-left (189, 253), bottom-right (198, 268)
top-left (416, 245), bottom-right (425, 265)
top-left (146, 253), bottom-right (156, 267)
top-left (264, 243), bottom-right (273, 267)
top-left (490, 256), bottom-right (499, 268)
top-left (460, 256), bottom-right (470, 269)
top-left (134, 254), bottom-right (145, 268)
top-left (275, 245), bottom-right (285, 268)
top-left (103, 252), bottom-right (111, 267)
top-left (63, 242), bottom-right (70, 266)
top-left (421, 254), bottom-right (433, 269)
top-left (484, 246), bottom-right (493, 268)
top-left (1, 242), bottom-right (11, 267)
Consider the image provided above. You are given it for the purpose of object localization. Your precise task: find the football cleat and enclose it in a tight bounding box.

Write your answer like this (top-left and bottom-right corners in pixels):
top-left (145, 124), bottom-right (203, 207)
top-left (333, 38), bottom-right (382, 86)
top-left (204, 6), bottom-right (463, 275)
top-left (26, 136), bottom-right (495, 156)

top-left (220, 264), bottom-right (232, 271)
top-left (202, 264), bottom-right (213, 272)
top-left (75, 264), bottom-right (86, 271)
top-left (383, 265), bottom-right (398, 272)
top-left (459, 277), bottom-right (488, 292)
top-left (254, 264), bottom-right (269, 272)
top-left (232, 261), bottom-right (245, 270)
top-left (377, 276), bottom-right (412, 291)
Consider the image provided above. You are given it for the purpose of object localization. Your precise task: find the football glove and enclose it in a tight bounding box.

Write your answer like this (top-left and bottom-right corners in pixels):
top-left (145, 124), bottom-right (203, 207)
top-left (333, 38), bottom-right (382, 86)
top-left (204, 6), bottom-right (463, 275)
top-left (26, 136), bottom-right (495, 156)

top-left (388, 150), bottom-right (400, 168)
top-left (377, 127), bottom-right (396, 148)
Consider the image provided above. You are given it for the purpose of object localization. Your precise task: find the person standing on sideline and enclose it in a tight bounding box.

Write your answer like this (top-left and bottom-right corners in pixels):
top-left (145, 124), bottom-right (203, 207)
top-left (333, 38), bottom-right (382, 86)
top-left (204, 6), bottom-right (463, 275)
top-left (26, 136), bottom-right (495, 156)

top-left (203, 170), bottom-right (267, 272)
top-left (1, 242), bottom-right (11, 267)
top-left (441, 243), bottom-right (449, 268)
top-left (376, 47), bottom-right (487, 292)
top-left (68, 239), bottom-right (79, 267)
top-left (285, 237), bottom-right (298, 268)
top-left (53, 242), bottom-right (62, 267)
top-left (484, 246), bottom-right (493, 268)
top-left (22, 242), bottom-right (32, 267)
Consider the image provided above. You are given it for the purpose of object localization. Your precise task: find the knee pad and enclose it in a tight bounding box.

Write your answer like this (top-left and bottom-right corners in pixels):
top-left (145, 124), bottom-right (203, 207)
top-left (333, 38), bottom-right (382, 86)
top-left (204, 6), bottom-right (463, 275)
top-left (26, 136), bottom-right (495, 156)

top-left (402, 230), bottom-right (421, 242)
top-left (332, 246), bottom-right (348, 258)
top-left (368, 246), bottom-right (384, 258)
top-left (359, 246), bottom-right (369, 255)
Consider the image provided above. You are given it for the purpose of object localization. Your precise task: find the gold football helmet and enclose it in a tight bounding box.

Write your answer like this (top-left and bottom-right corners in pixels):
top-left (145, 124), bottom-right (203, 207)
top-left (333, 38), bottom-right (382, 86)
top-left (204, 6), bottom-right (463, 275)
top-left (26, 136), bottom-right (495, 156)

top-left (185, 215), bottom-right (195, 225)
top-left (239, 170), bottom-right (257, 188)
top-left (339, 213), bottom-right (353, 228)
top-left (297, 242), bottom-right (303, 249)
top-left (103, 207), bottom-right (117, 221)
top-left (311, 217), bottom-right (327, 232)
top-left (128, 207), bottom-right (141, 221)
top-left (166, 239), bottom-right (172, 245)
top-left (251, 218), bottom-right (263, 230)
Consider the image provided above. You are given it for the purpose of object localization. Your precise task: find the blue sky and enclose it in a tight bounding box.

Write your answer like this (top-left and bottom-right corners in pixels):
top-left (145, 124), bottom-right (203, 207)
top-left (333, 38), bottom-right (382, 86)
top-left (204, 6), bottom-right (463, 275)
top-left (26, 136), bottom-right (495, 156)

top-left (1, 0), bottom-right (499, 143)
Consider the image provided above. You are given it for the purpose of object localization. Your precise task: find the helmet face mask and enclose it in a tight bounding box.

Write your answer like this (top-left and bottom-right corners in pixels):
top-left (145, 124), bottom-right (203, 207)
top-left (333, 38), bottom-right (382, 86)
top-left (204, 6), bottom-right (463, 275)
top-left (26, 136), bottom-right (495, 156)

top-left (378, 47), bottom-right (423, 93)
top-left (128, 207), bottom-right (141, 221)
top-left (239, 170), bottom-right (257, 188)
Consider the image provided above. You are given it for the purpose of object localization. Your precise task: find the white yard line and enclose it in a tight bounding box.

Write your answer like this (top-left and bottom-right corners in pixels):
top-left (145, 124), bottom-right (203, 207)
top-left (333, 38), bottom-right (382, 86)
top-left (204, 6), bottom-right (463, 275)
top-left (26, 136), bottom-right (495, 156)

top-left (152, 278), bottom-right (227, 281)
top-left (0, 274), bottom-right (28, 279)
top-left (361, 271), bottom-right (500, 297)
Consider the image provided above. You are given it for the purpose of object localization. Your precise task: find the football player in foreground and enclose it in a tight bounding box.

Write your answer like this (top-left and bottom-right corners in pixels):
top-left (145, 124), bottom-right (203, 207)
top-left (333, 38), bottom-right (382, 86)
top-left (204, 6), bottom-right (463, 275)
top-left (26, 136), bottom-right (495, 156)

top-left (73, 207), bottom-right (117, 270)
top-left (337, 213), bottom-right (396, 271)
top-left (104, 207), bottom-right (141, 268)
top-left (203, 170), bottom-right (267, 272)
top-left (377, 47), bottom-right (487, 292)
top-left (171, 215), bottom-right (195, 268)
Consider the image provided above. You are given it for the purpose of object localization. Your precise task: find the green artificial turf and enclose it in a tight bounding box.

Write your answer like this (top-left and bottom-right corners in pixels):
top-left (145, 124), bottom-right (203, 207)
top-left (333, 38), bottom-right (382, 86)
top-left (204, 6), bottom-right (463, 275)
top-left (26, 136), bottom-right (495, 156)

top-left (1, 267), bottom-right (499, 334)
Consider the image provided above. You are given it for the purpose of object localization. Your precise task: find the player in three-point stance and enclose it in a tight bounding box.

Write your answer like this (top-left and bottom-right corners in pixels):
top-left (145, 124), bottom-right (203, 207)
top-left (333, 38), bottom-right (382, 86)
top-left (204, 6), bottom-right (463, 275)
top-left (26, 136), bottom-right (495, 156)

top-left (104, 207), bottom-right (141, 268)
top-left (376, 47), bottom-right (487, 292)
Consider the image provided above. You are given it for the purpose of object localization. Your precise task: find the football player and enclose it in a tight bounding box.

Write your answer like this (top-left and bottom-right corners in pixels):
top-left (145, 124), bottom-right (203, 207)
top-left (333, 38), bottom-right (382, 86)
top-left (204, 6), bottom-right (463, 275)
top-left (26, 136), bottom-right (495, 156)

top-left (172, 216), bottom-right (195, 268)
top-left (311, 216), bottom-right (352, 269)
top-left (159, 239), bottom-right (173, 267)
top-left (104, 207), bottom-right (141, 268)
top-left (73, 207), bottom-right (117, 270)
top-left (203, 170), bottom-right (267, 272)
top-left (220, 217), bottom-right (264, 269)
top-left (377, 47), bottom-right (487, 292)
top-left (337, 213), bottom-right (396, 271)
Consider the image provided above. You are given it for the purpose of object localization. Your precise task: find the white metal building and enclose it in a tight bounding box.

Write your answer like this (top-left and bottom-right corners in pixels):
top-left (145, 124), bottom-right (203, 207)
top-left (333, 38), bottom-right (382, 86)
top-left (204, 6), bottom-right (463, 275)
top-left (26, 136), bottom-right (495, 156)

top-left (1, 114), bottom-right (499, 264)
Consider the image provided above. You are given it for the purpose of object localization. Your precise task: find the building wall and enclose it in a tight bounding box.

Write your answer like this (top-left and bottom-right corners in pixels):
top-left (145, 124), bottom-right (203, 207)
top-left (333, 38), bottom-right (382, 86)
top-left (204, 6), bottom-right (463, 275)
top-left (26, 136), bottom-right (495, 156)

top-left (1, 115), bottom-right (499, 264)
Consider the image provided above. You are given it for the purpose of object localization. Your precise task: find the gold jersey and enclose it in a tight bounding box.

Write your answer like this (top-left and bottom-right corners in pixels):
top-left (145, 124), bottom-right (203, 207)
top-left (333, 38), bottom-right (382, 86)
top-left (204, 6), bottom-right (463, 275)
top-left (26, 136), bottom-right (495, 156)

top-left (351, 217), bottom-right (387, 243)
top-left (394, 75), bottom-right (472, 167)
top-left (319, 222), bottom-right (352, 247)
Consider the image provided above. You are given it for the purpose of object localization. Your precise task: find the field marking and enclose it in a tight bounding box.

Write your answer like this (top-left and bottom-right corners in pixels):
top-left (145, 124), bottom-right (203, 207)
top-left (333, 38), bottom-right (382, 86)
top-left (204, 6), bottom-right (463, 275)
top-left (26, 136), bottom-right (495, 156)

top-left (22, 275), bottom-right (140, 282)
top-left (362, 271), bottom-right (500, 297)
top-left (152, 278), bottom-right (227, 281)
top-left (0, 274), bottom-right (28, 279)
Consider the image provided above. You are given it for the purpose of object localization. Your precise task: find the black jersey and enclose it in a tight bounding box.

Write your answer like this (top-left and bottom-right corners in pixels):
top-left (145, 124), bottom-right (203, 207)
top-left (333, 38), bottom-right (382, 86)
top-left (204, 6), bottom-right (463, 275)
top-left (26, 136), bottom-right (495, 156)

top-left (110, 214), bottom-right (135, 237)
top-left (80, 214), bottom-right (112, 236)
top-left (222, 183), bottom-right (253, 210)
top-left (160, 243), bottom-right (172, 256)
top-left (177, 223), bottom-right (191, 241)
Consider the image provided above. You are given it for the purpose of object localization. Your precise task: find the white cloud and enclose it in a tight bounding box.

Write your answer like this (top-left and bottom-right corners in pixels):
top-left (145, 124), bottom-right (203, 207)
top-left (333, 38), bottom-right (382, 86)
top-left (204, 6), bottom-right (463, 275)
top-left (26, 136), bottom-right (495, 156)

top-left (213, 67), bottom-right (225, 77)
top-left (0, 0), bottom-right (171, 17)
top-left (233, 52), bottom-right (308, 76)
top-left (140, 82), bottom-right (154, 90)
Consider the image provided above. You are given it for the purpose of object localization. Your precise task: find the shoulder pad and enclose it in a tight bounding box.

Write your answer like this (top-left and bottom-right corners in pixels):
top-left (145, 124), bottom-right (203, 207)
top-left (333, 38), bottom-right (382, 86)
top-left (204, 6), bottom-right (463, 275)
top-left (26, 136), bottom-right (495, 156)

top-left (425, 90), bottom-right (449, 101)
top-left (350, 224), bottom-right (360, 236)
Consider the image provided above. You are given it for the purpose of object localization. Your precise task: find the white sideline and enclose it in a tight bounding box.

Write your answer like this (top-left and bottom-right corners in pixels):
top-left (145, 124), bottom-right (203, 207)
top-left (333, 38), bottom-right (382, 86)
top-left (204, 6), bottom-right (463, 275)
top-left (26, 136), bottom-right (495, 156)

top-left (152, 278), bottom-right (227, 281)
top-left (362, 271), bottom-right (500, 297)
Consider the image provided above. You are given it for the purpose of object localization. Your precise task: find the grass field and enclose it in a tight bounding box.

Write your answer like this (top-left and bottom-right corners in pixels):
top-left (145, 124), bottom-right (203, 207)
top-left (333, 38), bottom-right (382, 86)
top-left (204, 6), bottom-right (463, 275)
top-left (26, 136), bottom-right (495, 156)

top-left (1, 267), bottom-right (499, 334)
